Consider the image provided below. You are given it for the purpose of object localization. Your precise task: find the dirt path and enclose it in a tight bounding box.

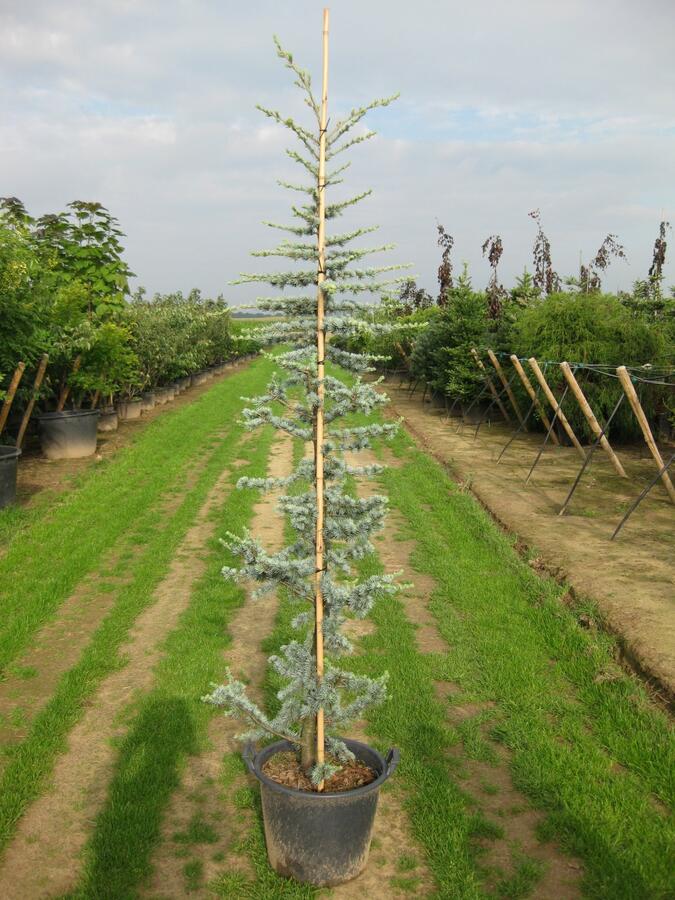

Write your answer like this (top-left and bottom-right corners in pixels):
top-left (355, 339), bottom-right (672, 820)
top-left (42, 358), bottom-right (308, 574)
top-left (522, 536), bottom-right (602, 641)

top-left (379, 378), bottom-right (675, 705)
top-left (0, 446), bottom-right (245, 899)
top-left (143, 433), bottom-right (294, 898)
top-left (340, 448), bottom-right (583, 899)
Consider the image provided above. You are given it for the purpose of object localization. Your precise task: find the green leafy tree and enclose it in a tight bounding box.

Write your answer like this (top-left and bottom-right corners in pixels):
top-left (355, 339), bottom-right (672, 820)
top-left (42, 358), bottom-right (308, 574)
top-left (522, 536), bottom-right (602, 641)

top-left (34, 201), bottom-right (134, 318)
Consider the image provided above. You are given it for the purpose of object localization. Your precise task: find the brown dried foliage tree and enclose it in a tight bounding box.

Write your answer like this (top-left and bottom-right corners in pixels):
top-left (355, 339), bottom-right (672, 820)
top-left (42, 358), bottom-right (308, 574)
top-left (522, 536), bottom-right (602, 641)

top-left (528, 209), bottom-right (560, 295)
top-left (648, 220), bottom-right (670, 282)
top-left (437, 223), bottom-right (454, 305)
top-left (482, 233), bottom-right (507, 319)
top-left (581, 233), bottom-right (626, 292)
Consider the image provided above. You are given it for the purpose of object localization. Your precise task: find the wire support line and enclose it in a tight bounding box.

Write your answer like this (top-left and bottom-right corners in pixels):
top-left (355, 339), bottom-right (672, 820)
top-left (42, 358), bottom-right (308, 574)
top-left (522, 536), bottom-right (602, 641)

top-left (558, 393), bottom-right (626, 516)
top-left (525, 382), bottom-right (574, 485)
top-left (611, 453), bottom-right (675, 541)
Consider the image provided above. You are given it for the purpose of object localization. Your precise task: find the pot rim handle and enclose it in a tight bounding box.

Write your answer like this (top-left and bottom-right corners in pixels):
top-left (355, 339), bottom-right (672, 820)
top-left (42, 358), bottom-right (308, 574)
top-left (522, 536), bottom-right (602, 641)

top-left (242, 742), bottom-right (256, 776)
top-left (385, 747), bottom-right (400, 775)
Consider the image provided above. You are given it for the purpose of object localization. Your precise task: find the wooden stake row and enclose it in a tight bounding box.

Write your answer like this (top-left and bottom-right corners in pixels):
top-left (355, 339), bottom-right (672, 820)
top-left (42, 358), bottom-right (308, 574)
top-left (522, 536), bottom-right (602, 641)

top-left (467, 350), bottom-right (675, 511)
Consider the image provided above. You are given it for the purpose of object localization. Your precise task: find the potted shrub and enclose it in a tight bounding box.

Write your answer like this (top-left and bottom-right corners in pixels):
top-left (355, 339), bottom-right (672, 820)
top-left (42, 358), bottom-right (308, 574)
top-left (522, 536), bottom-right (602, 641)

top-left (203, 14), bottom-right (405, 886)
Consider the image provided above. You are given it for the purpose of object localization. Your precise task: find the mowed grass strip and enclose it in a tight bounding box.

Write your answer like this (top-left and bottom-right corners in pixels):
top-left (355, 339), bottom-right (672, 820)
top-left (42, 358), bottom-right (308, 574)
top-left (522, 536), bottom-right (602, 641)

top-left (0, 359), bottom-right (276, 857)
top-left (365, 429), bottom-right (673, 899)
top-left (0, 360), bottom-right (267, 677)
top-left (70, 429), bottom-right (276, 898)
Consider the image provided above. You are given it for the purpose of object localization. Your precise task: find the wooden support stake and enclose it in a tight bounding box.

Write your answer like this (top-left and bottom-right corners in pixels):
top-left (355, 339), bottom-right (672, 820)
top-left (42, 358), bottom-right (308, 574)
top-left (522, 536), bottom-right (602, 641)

top-left (56, 355), bottom-right (81, 412)
top-left (528, 357), bottom-right (585, 459)
top-left (616, 365), bottom-right (675, 503)
top-left (487, 349), bottom-right (526, 426)
top-left (470, 348), bottom-right (511, 424)
top-left (313, 5), bottom-right (330, 790)
top-left (16, 354), bottom-right (48, 450)
top-left (0, 362), bottom-right (26, 438)
top-left (510, 355), bottom-right (558, 444)
top-left (560, 362), bottom-right (626, 478)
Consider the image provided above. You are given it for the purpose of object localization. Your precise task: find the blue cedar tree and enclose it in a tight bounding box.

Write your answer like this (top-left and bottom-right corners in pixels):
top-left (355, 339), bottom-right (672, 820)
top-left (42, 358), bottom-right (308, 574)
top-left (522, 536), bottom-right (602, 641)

top-left (203, 35), bottom-right (406, 785)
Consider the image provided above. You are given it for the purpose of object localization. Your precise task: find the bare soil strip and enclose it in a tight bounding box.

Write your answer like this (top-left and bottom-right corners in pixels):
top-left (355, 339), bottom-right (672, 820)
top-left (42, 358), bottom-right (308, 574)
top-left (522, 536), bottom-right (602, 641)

top-left (0, 429), bottom-right (229, 768)
top-left (143, 433), bottom-right (293, 898)
top-left (379, 379), bottom-right (675, 704)
top-left (0, 455), bottom-right (242, 899)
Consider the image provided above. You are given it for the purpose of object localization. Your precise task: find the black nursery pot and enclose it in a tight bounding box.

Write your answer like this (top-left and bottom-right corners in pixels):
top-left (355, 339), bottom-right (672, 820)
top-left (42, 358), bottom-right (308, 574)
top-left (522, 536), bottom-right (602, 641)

top-left (38, 409), bottom-right (99, 460)
top-left (0, 446), bottom-right (21, 509)
top-left (244, 739), bottom-right (399, 887)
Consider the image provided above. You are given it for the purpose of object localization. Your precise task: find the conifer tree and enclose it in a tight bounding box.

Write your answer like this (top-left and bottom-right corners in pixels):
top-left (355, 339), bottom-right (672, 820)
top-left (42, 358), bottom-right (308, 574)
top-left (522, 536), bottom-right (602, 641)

top-left (204, 12), bottom-right (406, 788)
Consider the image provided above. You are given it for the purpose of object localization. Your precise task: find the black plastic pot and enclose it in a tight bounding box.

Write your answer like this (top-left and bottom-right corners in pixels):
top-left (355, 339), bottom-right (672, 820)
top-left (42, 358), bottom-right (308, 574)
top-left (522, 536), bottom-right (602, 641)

top-left (244, 739), bottom-right (399, 887)
top-left (140, 391), bottom-right (155, 413)
top-left (97, 406), bottom-right (118, 433)
top-left (117, 398), bottom-right (142, 421)
top-left (0, 446), bottom-right (21, 509)
top-left (38, 410), bottom-right (99, 459)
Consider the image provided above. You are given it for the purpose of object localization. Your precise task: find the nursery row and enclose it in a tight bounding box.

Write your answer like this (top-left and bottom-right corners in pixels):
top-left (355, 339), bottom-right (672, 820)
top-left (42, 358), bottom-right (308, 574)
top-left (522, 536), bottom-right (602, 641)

top-left (340, 282), bottom-right (674, 445)
top-left (0, 197), bottom-right (259, 427)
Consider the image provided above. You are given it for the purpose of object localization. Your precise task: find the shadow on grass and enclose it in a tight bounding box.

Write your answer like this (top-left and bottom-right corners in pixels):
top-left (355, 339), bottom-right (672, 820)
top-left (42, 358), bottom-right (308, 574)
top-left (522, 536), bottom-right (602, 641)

top-left (76, 695), bottom-right (197, 898)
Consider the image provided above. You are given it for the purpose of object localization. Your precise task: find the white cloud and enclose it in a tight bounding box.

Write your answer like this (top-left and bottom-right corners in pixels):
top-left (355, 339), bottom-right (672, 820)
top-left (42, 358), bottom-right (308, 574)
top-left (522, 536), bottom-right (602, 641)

top-left (1, 0), bottom-right (674, 300)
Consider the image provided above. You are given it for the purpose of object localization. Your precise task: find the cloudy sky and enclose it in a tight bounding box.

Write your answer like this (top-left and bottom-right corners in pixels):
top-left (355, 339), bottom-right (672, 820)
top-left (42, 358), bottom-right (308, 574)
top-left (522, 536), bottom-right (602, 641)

top-left (2, 0), bottom-right (675, 304)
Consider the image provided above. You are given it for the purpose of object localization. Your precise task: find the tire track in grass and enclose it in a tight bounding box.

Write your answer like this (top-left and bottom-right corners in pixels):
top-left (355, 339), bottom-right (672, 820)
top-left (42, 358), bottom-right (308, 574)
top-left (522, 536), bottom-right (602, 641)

top-left (67, 429), bottom-right (278, 899)
top-left (0, 360), bottom-right (276, 874)
top-left (0, 361), bottom-right (264, 679)
top-left (144, 433), bottom-right (294, 898)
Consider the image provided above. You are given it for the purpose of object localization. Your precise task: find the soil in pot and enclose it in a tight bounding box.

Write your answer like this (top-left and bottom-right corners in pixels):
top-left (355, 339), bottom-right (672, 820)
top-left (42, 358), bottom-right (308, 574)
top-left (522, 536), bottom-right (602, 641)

top-left (117, 399), bottom-right (143, 421)
top-left (97, 406), bottom-right (118, 433)
top-left (0, 445), bottom-right (21, 509)
top-left (263, 752), bottom-right (376, 793)
top-left (38, 410), bottom-right (99, 460)
top-left (245, 738), bottom-right (399, 887)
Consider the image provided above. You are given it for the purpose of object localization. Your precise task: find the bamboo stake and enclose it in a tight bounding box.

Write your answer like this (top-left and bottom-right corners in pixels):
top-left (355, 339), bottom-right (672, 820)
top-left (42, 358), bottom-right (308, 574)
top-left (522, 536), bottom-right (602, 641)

top-left (313, 6), bottom-right (330, 790)
top-left (616, 365), bottom-right (675, 503)
top-left (560, 362), bottom-right (626, 478)
top-left (509, 355), bottom-right (558, 443)
top-left (528, 357), bottom-right (585, 459)
top-left (56, 356), bottom-right (81, 412)
top-left (16, 354), bottom-right (48, 450)
top-left (470, 348), bottom-right (511, 424)
top-left (487, 349), bottom-right (526, 426)
top-left (0, 362), bottom-right (26, 438)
